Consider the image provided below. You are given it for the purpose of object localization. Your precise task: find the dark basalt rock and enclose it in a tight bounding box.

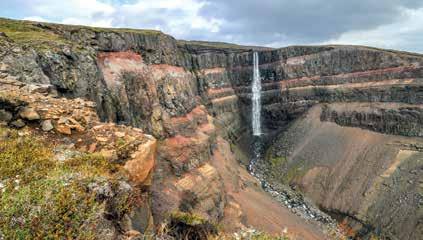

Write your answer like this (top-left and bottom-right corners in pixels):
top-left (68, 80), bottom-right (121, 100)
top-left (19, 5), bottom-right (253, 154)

top-left (321, 103), bottom-right (423, 137)
top-left (2, 18), bottom-right (423, 240)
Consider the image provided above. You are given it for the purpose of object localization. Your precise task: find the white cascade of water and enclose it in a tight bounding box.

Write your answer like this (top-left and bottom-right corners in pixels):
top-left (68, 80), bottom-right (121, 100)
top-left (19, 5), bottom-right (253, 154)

top-left (252, 51), bottom-right (262, 136)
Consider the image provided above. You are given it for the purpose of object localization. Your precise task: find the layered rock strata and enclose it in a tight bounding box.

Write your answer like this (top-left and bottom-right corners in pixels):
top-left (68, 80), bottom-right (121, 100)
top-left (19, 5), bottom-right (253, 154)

top-left (1, 18), bottom-right (423, 239)
top-left (255, 47), bottom-right (423, 239)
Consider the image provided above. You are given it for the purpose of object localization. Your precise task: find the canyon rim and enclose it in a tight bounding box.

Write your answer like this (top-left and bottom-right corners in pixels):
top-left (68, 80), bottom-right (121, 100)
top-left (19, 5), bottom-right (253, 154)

top-left (0, 14), bottom-right (422, 240)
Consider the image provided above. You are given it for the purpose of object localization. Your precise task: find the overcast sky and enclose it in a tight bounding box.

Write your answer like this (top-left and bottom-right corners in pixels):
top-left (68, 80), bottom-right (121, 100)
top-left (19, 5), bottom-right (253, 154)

top-left (1, 0), bottom-right (423, 52)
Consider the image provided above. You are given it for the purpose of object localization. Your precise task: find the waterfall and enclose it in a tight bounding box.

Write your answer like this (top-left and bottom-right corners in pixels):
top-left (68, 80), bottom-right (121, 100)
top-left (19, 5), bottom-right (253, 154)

top-left (247, 52), bottom-right (334, 227)
top-left (252, 51), bottom-right (262, 136)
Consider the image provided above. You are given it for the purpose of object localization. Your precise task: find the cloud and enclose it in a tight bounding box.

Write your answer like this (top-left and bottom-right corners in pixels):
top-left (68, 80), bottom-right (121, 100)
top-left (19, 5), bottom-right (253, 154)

top-left (321, 7), bottom-right (423, 53)
top-left (23, 16), bottom-right (49, 22)
top-left (112, 0), bottom-right (222, 38)
top-left (1, 0), bottom-right (423, 52)
top-left (199, 0), bottom-right (423, 45)
top-left (0, 0), bottom-right (220, 39)
top-left (0, 0), bottom-right (116, 30)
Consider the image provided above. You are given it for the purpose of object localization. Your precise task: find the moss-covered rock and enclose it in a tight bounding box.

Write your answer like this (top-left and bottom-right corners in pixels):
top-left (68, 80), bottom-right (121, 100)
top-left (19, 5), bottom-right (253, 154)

top-left (0, 129), bottom-right (135, 240)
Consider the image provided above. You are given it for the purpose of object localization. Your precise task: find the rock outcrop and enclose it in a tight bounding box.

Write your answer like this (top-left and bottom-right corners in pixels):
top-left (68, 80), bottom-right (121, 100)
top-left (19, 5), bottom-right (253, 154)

top-left (1, 17), bottom-right (422, 240)
top-left (0, 77), bottom-right (157, 239)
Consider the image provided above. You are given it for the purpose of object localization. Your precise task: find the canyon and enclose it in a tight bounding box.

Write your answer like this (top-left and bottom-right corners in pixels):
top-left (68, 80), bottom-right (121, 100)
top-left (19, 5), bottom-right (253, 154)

top-left (0, 18), bottom-right (422, 240)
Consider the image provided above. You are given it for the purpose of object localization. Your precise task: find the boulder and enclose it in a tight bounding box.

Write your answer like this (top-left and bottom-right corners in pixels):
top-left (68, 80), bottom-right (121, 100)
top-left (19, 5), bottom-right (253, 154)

top-left (25, 84), bottom-right (57, 96)
top-left (19, 107), bottom-right (40, 121)
top-left (115, 131), bottom-right (126, 138)
top-left (88, 143), bottom-right (97, 153)
top-left (67, 117), bottom-right (85, 132)
top-left (56, 124), bottom-right (72, 135)
top-left (10, 119), bottom-right (25, 128)
top-left (0, 109), bottom-right (12, 123)
top-left (58, 116), bottom-right (68, 124)
top-left (41, 120), bottom-right (54, 132)
top-left (124, 136), bottom-right (157, 186)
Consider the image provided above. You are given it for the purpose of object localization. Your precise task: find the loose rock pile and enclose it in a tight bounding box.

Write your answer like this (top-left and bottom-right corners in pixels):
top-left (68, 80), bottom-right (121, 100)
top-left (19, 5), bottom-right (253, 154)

top-left (0, 76), bottom-right (160, 188)
top-left (0, 76), bottom-right (158, 239)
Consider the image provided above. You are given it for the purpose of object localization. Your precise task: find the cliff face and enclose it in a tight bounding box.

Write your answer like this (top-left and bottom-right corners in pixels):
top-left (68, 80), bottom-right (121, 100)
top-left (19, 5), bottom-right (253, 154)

top-left (255, 48), bottom-right (423, 239)
top-left (0, 18), bottom-right (331, 240)
top-left (1, 18), bottom-right (422, 240)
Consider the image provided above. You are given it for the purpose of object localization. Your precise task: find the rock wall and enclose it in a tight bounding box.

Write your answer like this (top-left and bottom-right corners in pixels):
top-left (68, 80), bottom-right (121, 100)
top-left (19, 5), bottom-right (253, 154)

top-left (263, 105), bottom-right (423, 240)
top-left (256, 47), bottom-right (423, 239)
top-left (1, 19), bottom-right (332, 238)
top-left (2, 18), bottom-right (423, 239)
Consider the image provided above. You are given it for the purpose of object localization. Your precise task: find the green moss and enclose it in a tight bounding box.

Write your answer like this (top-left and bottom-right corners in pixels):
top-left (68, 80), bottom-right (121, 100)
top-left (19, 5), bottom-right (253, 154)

top-left (116, 138), bottom-right (126, 148)
top-left (264, 145), bottom-right (289, 183)
top-left (0, 17), bottom-right (161, 39)
top-left (178, 40), bottom-right (270, 51)
top-left (170, 211), bottom-right (207, 226)
top-left (0, 128), bottom-right (121, 239)
top-left (85, 25), bottom-right (162, 36)
top-left (251, 232), bottom-right (290, 240)
top-left (64, 152), bottom-right (118, 176)
top-left (167, 211), bottom-right (219, 239)
top-left (264, 146), bottom-right (308, 185)
top-left (0, 133), bottom-right (54, 183)
top-left (0, 177), bottom-right (99, 239)
top-left (0, 18), bottom-right (67, 46)
top-left (283, 164), bottom-right (307, 184)
top-left (270, 156), bottom-right (287, 167)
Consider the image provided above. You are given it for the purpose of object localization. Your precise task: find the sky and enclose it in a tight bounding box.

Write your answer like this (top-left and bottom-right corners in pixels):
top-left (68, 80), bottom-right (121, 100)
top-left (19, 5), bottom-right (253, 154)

top-left (1, 0), bottom-right (423, 53)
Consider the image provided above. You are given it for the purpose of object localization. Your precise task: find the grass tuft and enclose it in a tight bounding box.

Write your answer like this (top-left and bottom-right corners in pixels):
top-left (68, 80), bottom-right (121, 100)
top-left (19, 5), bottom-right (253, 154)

top-left (64, 152), bottom-right (118, 177)
top-left (250, 232), bottom-right (290, 240)
top-left (0, 132), bottom-right (54, 183)
top-left (170, 211), bottom-right (208, 226)
top-left (0, 127), bottom-right (120, 239)
top-left (0, 177), bottom-right (99, 240)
